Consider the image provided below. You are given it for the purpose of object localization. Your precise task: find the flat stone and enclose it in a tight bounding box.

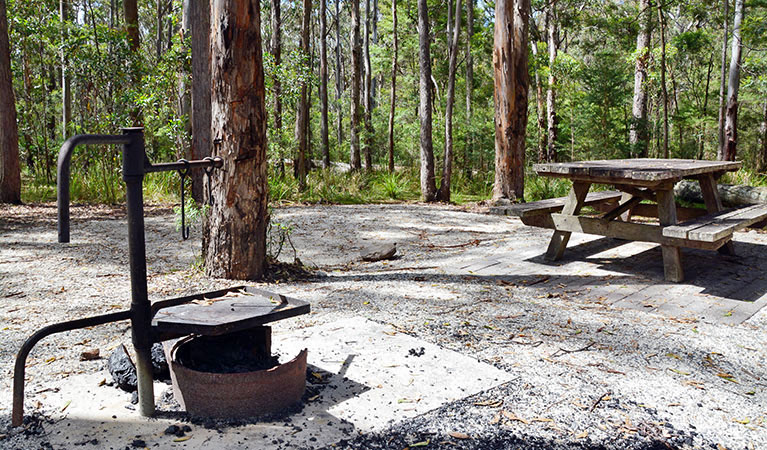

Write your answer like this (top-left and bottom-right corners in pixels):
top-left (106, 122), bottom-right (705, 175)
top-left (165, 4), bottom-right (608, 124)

top-left (360, 242), bottom-right (396, 262)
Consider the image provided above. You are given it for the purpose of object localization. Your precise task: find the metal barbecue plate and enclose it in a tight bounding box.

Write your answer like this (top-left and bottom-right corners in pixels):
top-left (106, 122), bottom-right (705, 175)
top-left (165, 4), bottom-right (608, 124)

top-left (152, 287), bottom-right (310, 336)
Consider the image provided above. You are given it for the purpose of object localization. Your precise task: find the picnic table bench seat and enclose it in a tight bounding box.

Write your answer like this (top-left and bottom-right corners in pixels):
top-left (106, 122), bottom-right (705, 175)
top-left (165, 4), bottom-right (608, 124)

top-left (489, 190), bottom-right (623, 218)
top-left (662, 203), bottom-right (767, 243)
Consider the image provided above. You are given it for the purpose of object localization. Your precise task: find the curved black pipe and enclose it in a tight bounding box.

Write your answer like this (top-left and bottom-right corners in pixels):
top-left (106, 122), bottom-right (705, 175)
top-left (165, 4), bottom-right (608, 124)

top-left (57, 134), bottom-right (131, 243)
top-left (11, 310), bottom-right (132, 427)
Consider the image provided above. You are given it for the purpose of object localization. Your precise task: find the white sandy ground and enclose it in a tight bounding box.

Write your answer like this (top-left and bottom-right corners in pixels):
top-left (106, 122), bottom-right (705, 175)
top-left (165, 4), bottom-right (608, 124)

top-left (1, 202), bottom-right (766, 449)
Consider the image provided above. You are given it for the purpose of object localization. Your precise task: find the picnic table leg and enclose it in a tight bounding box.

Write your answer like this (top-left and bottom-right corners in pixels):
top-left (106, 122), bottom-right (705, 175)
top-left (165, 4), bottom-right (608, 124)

top-left (698, 173), bottom-right (736, 256)
top-left (657, 189), bottom-right (684, 282)
top-left (545, 182), bottom-right (590, 261)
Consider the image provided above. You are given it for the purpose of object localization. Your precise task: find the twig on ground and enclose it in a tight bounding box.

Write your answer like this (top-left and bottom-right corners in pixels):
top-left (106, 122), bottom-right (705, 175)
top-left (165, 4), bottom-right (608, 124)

top-left (550, 341), bottom-right (596, 358)
top-left (589, 391), bottom-right (611, 412)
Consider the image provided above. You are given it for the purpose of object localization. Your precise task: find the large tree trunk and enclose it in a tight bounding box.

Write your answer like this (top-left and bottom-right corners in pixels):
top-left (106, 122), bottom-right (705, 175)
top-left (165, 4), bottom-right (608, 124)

top-left (270, 0), bottom-right (283, 175)
top-left (204, 0), bottom-right (269, 280)
top-left (464, 0), bottom-right (474, 178)
top-left (545, 0), bottom-right (558, 162)
top-left (190, 0), bottom-right (211, 202)
top-left (630, 0), bottom-right (651, 158)
top-left (350, 0), bottom-right (362, 170)
top-left (60, 0), bottom-right (71, 140)
top-left (362, 0), bottom-right (373, 170)
top-left (417, 0), bottom-right (437, 201)
top-left (295, 0), bottom-right (311, 187)
top-left (492, 0), bottom-right (529, 201)
top-left (387, 0), bottom-right (397, 173)
top-left (658, 2), bottom-right (669, 159)
top-left (437, 0), bottom-right (461, 202)
top-left (0, 0), bottom-right (20, 204)
top-left (722, 0), bottom-right (744, 162)
top-left (320, 0), bottom-right (330, 168)
top-left (717, 0), bottom-right (730, 160)
top-left (334, 0), bottom-right (343, 153)
top-left (757, 101), bottom-right (767, 172)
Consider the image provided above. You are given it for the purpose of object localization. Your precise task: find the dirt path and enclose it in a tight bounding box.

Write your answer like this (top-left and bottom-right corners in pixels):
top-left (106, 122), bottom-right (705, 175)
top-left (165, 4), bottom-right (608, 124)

top-left (1, 203), bottom-right (765, 449)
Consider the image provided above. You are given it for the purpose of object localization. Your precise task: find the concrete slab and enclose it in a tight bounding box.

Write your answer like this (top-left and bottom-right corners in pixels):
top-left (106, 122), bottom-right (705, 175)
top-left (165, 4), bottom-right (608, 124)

top-left (25, 317), bottom-right (512, 450)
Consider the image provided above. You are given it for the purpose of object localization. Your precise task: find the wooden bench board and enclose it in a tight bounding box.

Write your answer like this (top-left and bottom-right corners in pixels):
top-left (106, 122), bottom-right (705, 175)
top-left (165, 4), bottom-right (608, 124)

top-left (490, 190), bottom-right (622, 218)
top-left (662, 204), bottom-right (767, 242)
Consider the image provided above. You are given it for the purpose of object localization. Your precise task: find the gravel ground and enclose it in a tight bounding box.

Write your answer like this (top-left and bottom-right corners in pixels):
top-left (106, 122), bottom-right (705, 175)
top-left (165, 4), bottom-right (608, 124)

top-left (1, 202), bottom-right (766, 450)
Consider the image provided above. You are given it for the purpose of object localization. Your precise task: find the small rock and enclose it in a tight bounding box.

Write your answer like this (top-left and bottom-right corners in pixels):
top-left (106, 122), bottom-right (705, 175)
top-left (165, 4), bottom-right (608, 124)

top-left (79, 348), bottom-right (100, 361)
top-left (130, 439), bottom-right (145, 448)
top-left (107, 345), bottom-right (137, 392)
top-left (150, 343), bottom-right (169, 380)
top-left (360, 242), bottom-right (397, 262)
top-left (163, 425), bottom-right (179, 436)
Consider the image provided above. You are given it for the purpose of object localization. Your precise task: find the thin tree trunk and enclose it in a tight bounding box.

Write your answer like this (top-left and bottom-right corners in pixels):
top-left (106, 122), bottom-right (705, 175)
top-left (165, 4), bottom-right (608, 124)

top-left (531, 37), bottom-right (546, 162)
top-left (270, 0), bottom-right (283, 175)
top-left (124, 0), bottom-right (140, 125)
top-left (363, 0), bottom-right (373, 170)
top-left (60, 0), bottom-right (71, 140)
top-left (204, 0), bottom-right (269, 280)
top-left (295, 0), bottom-right (311, 187)
top-left (658, 2), bottom-right (669, 158)
top-left (156, 0), bottom-right (164, 58)
top-left (546, 0), bottom-right (558, 162)
top-left (0, 0), bottom-right (20, 203)
top-left (723, 0), bottom-right (744, 162)
top-left (699, 55), bottom-right (714, 159)
top-left (417, 0), bottom-right (436, 201)
top-left (335, 0), bottom-right (343, 152)
top-left (372, 0), bottom-right (379, 108)
top-left (350, 0), bottom-right (362, 170)
top-left (178, 0), bottom-right (191, 158)
top-left (190, 0), bottom-right (211, 202)
top-left (387, 0), bottom-right (397, 173)
top-left (630, 0), bottom-right (651, 157)
top-left (492, 0), bottom-right (529, 201)
top-left (717, 0), bottom-right (730, 159)
top-left (757, 101), bottom-right (767, 172)
top-left (464, 0), bottom-right (474, 178)
top-left (437, 0), bottom-right (461, 202)
top-left (320, 0), bottom-right (330, 168)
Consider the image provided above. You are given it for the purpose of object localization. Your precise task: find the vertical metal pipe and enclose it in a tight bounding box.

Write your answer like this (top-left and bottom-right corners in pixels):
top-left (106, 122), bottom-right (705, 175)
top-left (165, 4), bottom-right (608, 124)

top-left (121, 127), bottom-right (155, 417)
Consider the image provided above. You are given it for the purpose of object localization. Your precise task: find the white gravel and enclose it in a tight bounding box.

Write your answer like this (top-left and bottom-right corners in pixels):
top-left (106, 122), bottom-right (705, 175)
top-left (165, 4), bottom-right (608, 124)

top-left (1, 202), bottom-right (766, 449)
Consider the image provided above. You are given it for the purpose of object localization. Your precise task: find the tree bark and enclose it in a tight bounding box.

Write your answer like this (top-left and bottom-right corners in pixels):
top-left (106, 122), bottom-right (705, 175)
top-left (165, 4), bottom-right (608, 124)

top-left (464, 0), bottom-right (474, 178)
top-left (320, 0), bottom-right (330, 168)
top-left (156, 0), bottom-right (164, 58)
top-left (295, 0), bottom-right (311, 187)
top-left (492, 0), bottom-right (529, 201)
top-left (545, 0), bottom-right (558, 162)
top-left (350, 0), bottom-right (362, 170)
top-left (204, 0), bottom-right (269, 280)
top-left (437, 0), bottom-right (461, 202)
top-left (124, 0), bottom-right (140, 124)
top-left (722, 0), bottom-right (744, 162)
top-left (190, 0), bottom-right (211, 203)
top-left (334, 0), bottom-right (343, 152)
top-left (630, 0), bottom-right (651, 158)
top-left (417, 0), bottom-right (437, 201)
top-left (371, 0), bottom-right (379, 108)
top-left (60, 0), bottom-right (71, 140)
top-left (717, 0), bottom-right (730, 160)
top-left (530, 35), bottom-right (546, 162)
top-left (658, 2), bottom-right (669, 159)
top-left (757, 101), bottom-right (767, 172)
top-left (0, 0), bottom-right (20, 204)
top-left (387, 0), bottom-right (397, 173)
top-left (363, 0), bottom-right (373, 170)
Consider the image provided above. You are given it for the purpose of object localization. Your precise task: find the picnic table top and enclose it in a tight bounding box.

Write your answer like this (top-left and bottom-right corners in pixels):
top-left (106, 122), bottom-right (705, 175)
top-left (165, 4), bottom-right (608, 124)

top-left (534, 159), bottom-right (741, 183)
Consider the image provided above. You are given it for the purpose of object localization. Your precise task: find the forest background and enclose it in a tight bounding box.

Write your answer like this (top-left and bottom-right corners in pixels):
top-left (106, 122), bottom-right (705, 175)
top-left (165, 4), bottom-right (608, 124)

top-left (3, 0), bottom-right (767, 206)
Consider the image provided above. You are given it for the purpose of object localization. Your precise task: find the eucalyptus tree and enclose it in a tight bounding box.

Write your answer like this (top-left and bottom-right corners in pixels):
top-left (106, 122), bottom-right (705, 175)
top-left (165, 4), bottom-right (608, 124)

top-left (295, 0), bottom-right (311, 187)
top-left (722, 0), bottom-right (744, 161)
top-left (320, 0), bottom-right (330, 168)
top-left (437, 0), bottom-right (462, 202)
top-left (350, 0), bottom-right (362, 170)
top-left (630, 0), bottom-right (652, 157)
top-left (387, 0), bottom-right (397, 172)
top-left (0, 0), bottom-right (20, 203)
top-left (418, 0), bottom-right (437, 201)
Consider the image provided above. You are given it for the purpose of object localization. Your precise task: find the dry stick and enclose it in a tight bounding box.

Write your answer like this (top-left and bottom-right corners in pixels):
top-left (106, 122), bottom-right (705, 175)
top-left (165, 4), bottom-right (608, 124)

top-left (589, 391), bottom-right (611, 412)
top-left (550, 341), bottom-right (596, 358)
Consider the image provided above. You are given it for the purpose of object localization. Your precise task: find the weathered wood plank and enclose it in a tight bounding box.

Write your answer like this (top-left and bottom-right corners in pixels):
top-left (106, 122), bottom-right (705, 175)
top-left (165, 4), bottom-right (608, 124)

top-left (657, 189), bottom-right (684, 282)
top-left (534, 159), bottom-right (741, 184)
top-left (546, 182), bottom-right (590, 261)
top-left (549, 214), bottom-right (727, 251)
top-left (688, 204), bottom-right (767, 242)
top-left (697, 172), bottom-right (735, 255)
top-left (489, 190), bottom-right (622, 217)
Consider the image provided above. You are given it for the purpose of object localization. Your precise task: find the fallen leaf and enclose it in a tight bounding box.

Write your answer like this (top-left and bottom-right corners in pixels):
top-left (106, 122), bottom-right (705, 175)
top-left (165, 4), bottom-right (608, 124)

top-left (666, 353), bottom-right (680, 360)
top-left (409, 440), bottom-right (430, 447)
top-left (575, 431), bottom-right (588, 439)
top-left (45, 357), bottom-right (56, 364)
top-left (717, 444), bottom-right (729, 450)
top-left (733, 418), bottom-right (750, 425)
top-left (717, 373), bottom-right (738, 383)
top-left (60, 400), bottom-right (71, 412)
top-left (448, 432), bottom-right (470, 440)
top-left (668, 368), bottom-right (690, 376)
top-left (502, 410), bottom-right (529, 424)
top-left (531, 417), bottom-right (554, 423)
top-left (489, 414), bottom-right (501, 425)
top-left (307, 395), bottom-right (320, 401)
top-left (474, 399), bottom-right (503, 407)
top-left (79, 348), bottom-right (100, 361)
top-left (174, 436), bottom-right (191, 442)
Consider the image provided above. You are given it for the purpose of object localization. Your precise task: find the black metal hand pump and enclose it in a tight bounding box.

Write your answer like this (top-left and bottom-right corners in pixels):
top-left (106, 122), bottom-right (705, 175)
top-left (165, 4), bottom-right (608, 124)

top-left (12, 128), bottom-right (222, 427)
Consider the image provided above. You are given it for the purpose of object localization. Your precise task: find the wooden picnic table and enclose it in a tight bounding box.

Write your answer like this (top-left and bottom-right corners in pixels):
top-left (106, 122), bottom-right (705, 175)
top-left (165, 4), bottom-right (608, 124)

top-left (507, 158), bottom-right (763, 282)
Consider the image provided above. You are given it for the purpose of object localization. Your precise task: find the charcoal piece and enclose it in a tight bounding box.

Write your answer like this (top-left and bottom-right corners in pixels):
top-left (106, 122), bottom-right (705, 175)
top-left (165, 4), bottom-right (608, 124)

top-left (107, 344), bottom-right (137, 392)
top-left (151, 343), bottom-right (169, 380)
